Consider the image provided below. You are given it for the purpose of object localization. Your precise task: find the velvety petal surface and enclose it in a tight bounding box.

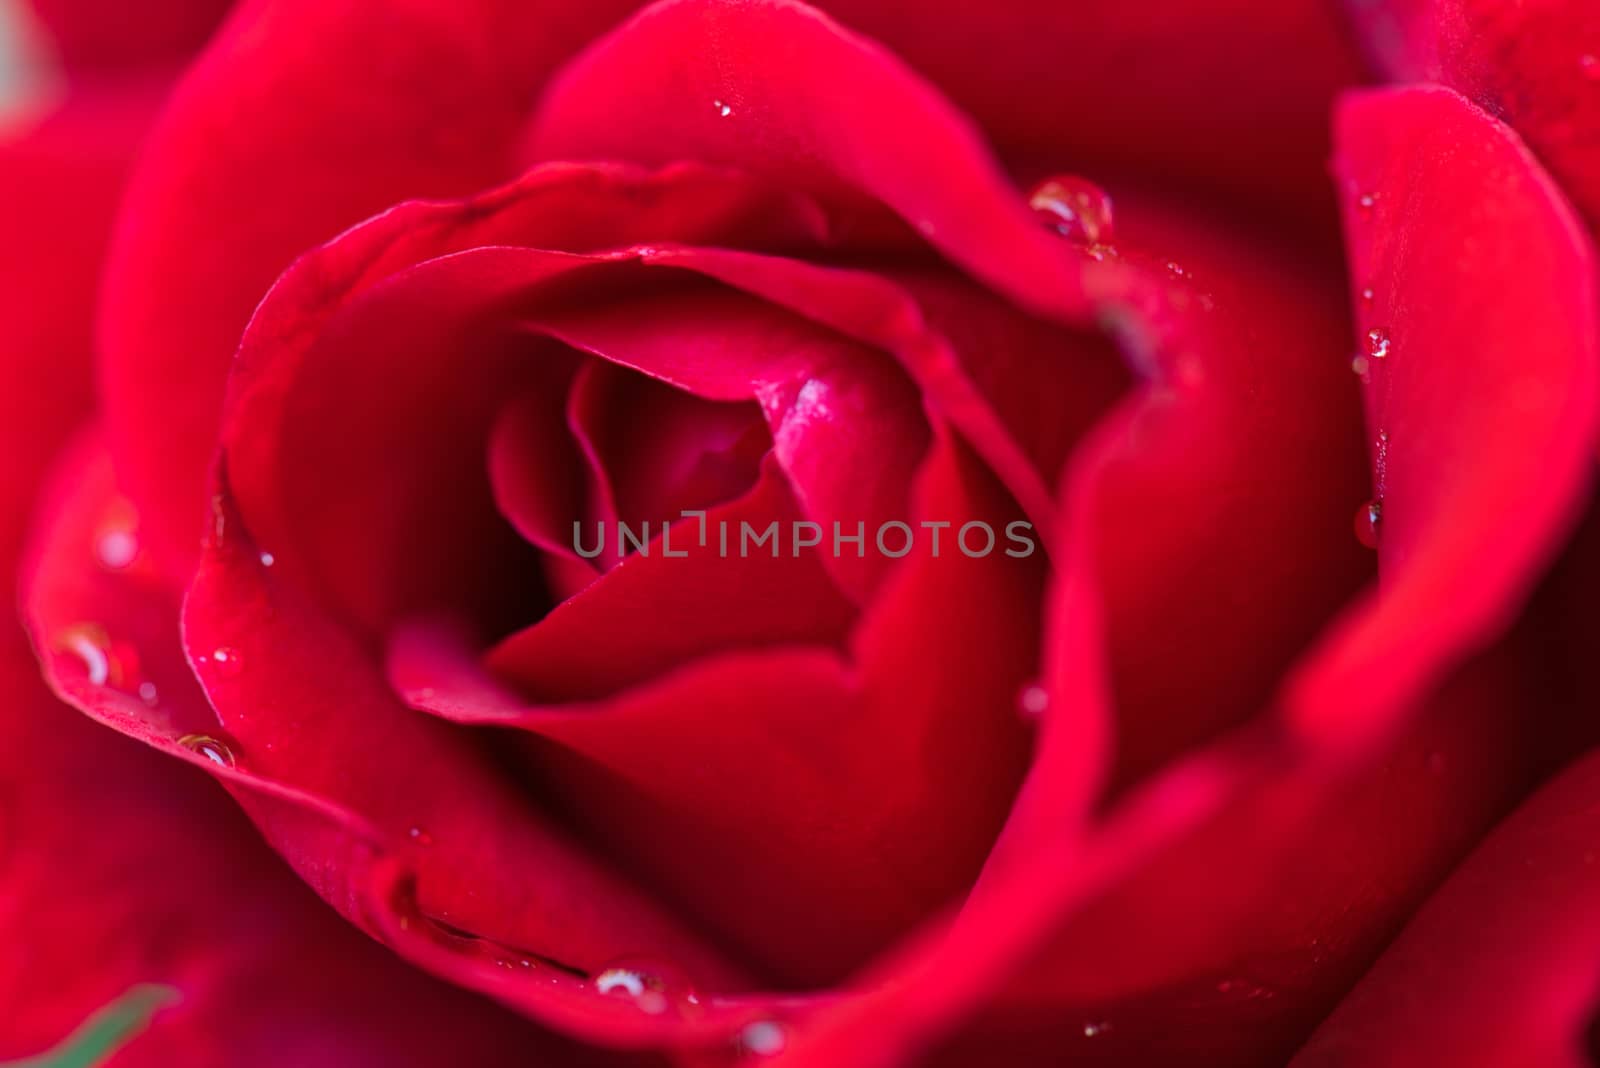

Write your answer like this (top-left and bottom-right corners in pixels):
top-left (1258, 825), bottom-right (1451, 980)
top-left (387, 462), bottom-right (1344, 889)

top-left (759, 86), bottom-right (1600, 1068)
top-left (0, 88), bottom-right (626, 1068)
top-left (0, 624), bottom-right (626, 1068)
top-left (817, 0), bottom-right (1365, 213)
top-left (1290, 746), bottom-right (1600, 1068)
top-left (398, 430), bottom-right (1040, 989)
top-left (1340, 0), bottom-right (1600, 226)
top-left (526, 0), bottom-right (1091, 322)
top-left (0, 91), bottom-right (156, 573)
top-left (205, 154), bottom-right (1058, 991)
top-left (1292, 85), bottom-right (1598, 748)
top-left (22, 0), bottom-right (230, 72)
top-left (95, 0), bottom-right (649, 573)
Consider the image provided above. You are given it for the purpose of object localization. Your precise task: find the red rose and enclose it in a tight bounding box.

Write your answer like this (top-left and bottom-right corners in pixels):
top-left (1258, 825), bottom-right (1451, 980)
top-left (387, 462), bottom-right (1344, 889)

top-left (4, 1), bottom-right (1599, 1066)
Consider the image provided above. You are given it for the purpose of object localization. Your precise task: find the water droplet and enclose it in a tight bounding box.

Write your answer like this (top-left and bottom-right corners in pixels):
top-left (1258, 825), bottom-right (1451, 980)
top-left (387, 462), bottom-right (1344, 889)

top-left (1354, 498), bottom-right (1382, 550)
top-left (739, 1020), bottom-right (787, 1057)
top-left (1017, 683), bottom-right (1050, 719)
top-left (1581, 54), bottom-right (1600, 81)
top-left (1351, 354), bottom-right (1369, 379)
top-left (93, 499), bottom-right (141, 571)
top-left (1165, 261), bottom-right (1190, 279)
top-left (1360, 286), bottom-right (1374, 304)
top-left (138, 681), bottom-right (159, 706)
top-left (205, 647), bottom-right (241, 678)
top-left (178, 733), bottom-right (236, 768)
top-left (1356, 191), bottom-right (1378, 217)
top-left (96, 529), bottom-right (138, 570)
top-left (258, 551), bottom-right (276, 568)
top-left (407, 826), bottom-right (434, 848)
top-left (593, 958), bottom-right (693, 1016)
top-left (55, 624), bottom-right (138, 689)
top-left (1374, 429), bottom-right (1390, 496)
top-left (58, 624), bottom-right (111, 686)
top-left (1083, 1021), bottom-right (1112, 1038)
top-left (1028, 175), bottom-right (1115, 246)
top-left (1366, 327), bottom-right (1391, 360)
top-left (713, 99), bottom-right (732, 118)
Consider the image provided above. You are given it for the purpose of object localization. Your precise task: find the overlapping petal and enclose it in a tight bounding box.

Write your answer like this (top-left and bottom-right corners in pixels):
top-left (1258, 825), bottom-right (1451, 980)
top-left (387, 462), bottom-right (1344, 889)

top-left (1340, 0), bottom-right (1600, 226)
top-left (1290, 746), bottom-right (1600, 1068)
top-left (762, 81), bottom-right (1599, 1068)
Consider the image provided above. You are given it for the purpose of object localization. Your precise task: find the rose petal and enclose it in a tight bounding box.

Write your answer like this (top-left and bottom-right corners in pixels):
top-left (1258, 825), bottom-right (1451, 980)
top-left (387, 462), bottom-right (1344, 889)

top-left (21, 0), bottom-right (230, 72)
top-left (563, 358), bottom-right (769, 537)
top-left (95, 0), bottom-right (653, 574)
top-left (1289, 745), bottom-right (1600, 1068)
top-left (1290, 85), bottom-right (1599, 751)
top-left (395, 430), bottom-right (1038, 988)
top-left (0, 90), bottom-right (159, 575)
top-left (483, 457), bottom-right (856, 701)
top-left (22, 438), bottom-right (760, 1045)
top-left (824, 0), bottom-right (1365, 212)
top-left (218, 164), bottom-right (834, 634)
top-left (766, 81), bottom-right (1600, 1068)
top-left (0, 633), bottom-right (616, 1067)
top-left (525, 0), bottom-right (1093, 321)
top-left (1340, 0), bottom-right (1600, 227)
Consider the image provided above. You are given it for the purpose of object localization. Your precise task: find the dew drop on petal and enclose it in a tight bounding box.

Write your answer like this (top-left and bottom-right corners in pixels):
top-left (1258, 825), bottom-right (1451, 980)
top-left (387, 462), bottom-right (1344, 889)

top-left (595, 968), bottom-right (647, 998)
top-left (1366, 327), bottom-right (1391, 360)
top-left (713, 99), bottom-right (732, 117)
top-left (594, 958), bottom-right (693, 1016)
top-left (205, 647), bottom-right (241, 677)
top-left (739, 1020), bottom-right (787, 1057)
top-left (138, 681), bottom-right (159, 707)
top-left (57, 623), bottom-right (112, 686)
top-left (1351, 354), bottom-right (1370, 379)
top-left (407, 826), bottom-right (434, 848)
top-left (259, 551), bottom-right (276, 568)
top-left (96, 529), bottom-right (138, 570)
top-left (93, 498), bottom-right (141, 571)
top-left (1028, 175), bottom-right (1114, 245)
top-left (1581, 54), bottom-right (1600, 81)
top-left (1017, 683), bottom-right (1050, 720)
top-left (1359, 286), bottom-right (1374, 305)
top-left (1356, 190), bottom-right (1378, 217)
top-left (56, 624), bottom-right (138, 689)
top-left (1083, 1021), bottom-right (1112, 1038)
top-left (178, 733), bottom-right (237, 768)
top-left (1354, 498), bottom-right (1382, 550)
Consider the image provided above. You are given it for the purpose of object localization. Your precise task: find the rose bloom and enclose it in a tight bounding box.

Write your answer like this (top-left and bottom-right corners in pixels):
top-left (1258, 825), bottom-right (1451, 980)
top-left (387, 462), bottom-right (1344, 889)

top-left (2, 0), bottom-right (1599, 1064)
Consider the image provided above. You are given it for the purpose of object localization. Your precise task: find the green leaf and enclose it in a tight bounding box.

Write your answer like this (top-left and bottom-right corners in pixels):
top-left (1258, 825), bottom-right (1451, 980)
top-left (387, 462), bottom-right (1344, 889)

top-left (1, 985), bottom-right (181, 1068)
